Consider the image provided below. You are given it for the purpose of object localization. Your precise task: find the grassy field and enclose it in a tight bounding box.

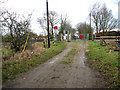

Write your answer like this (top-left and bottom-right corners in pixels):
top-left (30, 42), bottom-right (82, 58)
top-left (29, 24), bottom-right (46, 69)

top-left (60, 41), bottom-right (80, 64)
top-left (2, 41), bottom-right (66, 82)
top-left (87, 41), bottom-right (119, 88)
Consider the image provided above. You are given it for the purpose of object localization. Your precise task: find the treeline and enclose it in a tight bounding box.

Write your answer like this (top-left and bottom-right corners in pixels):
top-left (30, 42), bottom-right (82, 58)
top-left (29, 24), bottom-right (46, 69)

top-left (0, 1), bottom-right (118, 52)
top-left (0, 1), bottom-right (76, 52)
top-left (37, 12), bottom-right (76, 40)
top-left (90, 2), bottom-right (118, 34)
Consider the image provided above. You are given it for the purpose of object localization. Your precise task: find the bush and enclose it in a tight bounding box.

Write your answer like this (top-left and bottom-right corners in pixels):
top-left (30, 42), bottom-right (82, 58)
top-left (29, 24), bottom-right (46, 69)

top-left (2, 41), bottom-right (66, 82)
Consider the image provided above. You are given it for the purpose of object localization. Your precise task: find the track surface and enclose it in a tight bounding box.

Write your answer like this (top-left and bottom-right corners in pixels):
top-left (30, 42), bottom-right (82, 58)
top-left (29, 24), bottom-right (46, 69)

top-left (3, 41), bottom-right (107, 88)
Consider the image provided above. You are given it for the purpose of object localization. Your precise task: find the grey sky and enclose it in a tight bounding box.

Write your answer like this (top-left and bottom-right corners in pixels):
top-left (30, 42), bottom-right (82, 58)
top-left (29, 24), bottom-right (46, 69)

top-left (1, 0), bottom-right (119, 35)
top-left (118, 1), bottom-right (120, 28)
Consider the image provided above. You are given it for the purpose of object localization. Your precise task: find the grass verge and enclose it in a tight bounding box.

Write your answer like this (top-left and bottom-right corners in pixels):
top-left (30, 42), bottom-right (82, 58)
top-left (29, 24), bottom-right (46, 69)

top-left (2, 48), bottom-right (13, 57)
top-left (60, 41), bottom-right (80, 64)
top-left (2, 41), bottom-right (66, 82)
top-left (87, 41), bottom-right (119, 88)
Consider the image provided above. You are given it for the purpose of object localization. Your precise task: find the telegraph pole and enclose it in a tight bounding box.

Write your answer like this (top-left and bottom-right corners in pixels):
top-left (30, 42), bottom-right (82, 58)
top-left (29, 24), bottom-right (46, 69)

top-left (46, 0), bottom-right (50, 48)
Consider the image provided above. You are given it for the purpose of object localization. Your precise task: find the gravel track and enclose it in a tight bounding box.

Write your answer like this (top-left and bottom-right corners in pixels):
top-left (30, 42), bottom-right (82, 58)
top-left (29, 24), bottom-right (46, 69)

top-left (3, 41), bottom-right (107, 88)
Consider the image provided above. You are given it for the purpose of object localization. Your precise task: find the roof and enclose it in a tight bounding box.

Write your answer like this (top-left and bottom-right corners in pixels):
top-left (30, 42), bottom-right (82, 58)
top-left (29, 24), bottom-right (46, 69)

top-left (100, 29), bottom-right (119, 32)
top-left (94, 29), bottom-right (120, 34)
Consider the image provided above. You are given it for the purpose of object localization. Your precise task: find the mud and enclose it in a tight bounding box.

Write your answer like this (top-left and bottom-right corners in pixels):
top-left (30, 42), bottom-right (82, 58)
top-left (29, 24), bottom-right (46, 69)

top-left (3, 41), bottom-right (108, 88)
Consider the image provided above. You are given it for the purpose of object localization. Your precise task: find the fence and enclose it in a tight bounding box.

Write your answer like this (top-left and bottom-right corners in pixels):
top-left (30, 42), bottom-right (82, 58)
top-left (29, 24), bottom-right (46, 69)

top-left (94, 36), bottom-right (120, 50)
top-left (71, 33), bottom-right (92, 41)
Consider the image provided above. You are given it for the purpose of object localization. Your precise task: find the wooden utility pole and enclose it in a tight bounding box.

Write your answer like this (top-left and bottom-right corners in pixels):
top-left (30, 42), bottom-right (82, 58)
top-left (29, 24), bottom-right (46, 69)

top-left (46, 0), bottom-right (50, 48)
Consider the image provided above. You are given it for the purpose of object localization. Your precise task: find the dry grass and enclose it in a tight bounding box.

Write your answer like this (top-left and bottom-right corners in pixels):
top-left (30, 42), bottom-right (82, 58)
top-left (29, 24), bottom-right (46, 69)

top-left (60, 41), bottom-right (80, 64)
top-left (2, 41), bottom-right (66, 82)
top-left (10, 42), bottom-right (45, 61)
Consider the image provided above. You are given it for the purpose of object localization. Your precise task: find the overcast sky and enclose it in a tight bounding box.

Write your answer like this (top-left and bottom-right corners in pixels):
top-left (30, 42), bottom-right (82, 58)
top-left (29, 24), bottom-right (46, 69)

top-left (1, 0), bottom-right (119, 35)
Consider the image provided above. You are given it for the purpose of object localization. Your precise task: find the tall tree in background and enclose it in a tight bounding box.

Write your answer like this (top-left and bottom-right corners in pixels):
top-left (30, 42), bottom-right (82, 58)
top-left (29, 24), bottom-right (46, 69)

top-left (0, 9), bottom-right (32, 52)
top-left (38, 11), bottom-right (59, 37)
top-left (99, 4), bottom-right (117, 31)
top-left (91, 2), bottom-right (100, 34)
top-left (91, 2), bottom-right (117, 35)
top-left (49, 11), bottom-right (59, 36)
top-left (0, 0), bottom-right (6, 36)
top-left (37, 15), bottom-right (47, 47)
top-left (65, 22), bottom-right (72, 41)
top-left (59, 14), bottom-right (67, 34)
top-left (37, 14), bottom-right (47, 36)
top-left (76, 22), bottom-right (93, 34)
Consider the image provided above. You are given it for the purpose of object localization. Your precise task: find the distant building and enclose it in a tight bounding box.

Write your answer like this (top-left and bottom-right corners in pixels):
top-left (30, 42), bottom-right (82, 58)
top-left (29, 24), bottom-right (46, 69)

top-left (95, 28), bottom-right (119, 36)
top-left (99, 29), bottom-right (118, 32)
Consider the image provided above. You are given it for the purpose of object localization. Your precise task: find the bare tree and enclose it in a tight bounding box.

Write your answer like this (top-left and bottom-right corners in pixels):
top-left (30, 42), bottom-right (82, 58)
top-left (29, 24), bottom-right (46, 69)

top-left (65, 22), bottom-right (73, 41)
top-left (108, 18), bottom-right (117, 30)
top-left (0, 0), bottom-right (6, 35)
top-left (91, 2), bottom-right (117, 35)
top-left (99, 4), bottom-right (113, 32)
top-left (91, 2), bottom-right (100, 34)
top-left (38, 11), bottom-right (59, 37)
top-left (77, 22), bottom-right (93, 34)
top-left (0, 9), bottom-right (32, 52)
top-left (65, 22), bottom-right (72, 31)
top-left (49, 11), bottom-right (59, 36)
top-left (59, 14), bottom-right (67, 34)
top-left (37, 15), bottom-right (48, 47)
top-left (37, 15), bottom-right (47, 36)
